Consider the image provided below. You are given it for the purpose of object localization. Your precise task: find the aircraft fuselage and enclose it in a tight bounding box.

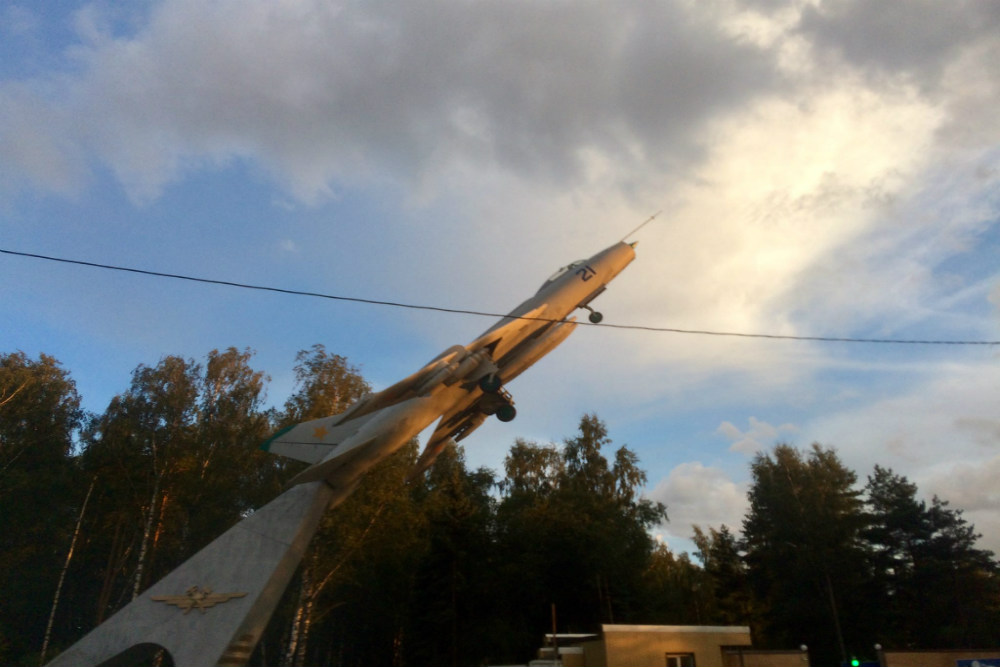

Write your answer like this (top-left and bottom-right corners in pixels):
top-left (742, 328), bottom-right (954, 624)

top-left (262, 240), bottom-right (636, 487)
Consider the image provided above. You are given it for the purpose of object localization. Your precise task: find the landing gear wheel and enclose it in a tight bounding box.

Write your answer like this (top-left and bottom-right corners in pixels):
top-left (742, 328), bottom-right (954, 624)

top-left (582, 305), bottom-right (604, 324)
top-left (496, 404), bottom-right (517, 422)
top-left (479, 374), bottom-right (502, 392)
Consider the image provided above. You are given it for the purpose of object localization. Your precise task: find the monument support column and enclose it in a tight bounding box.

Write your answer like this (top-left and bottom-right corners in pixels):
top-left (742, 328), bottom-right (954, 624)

top-left (46, 480), bottom-right (340, 667)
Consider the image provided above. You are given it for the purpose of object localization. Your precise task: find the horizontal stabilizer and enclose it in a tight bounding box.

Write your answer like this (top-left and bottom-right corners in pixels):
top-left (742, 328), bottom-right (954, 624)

top-left (260, 411), bottom-right (376, 464)
top-left (286, 436), bottom-right (376, 486)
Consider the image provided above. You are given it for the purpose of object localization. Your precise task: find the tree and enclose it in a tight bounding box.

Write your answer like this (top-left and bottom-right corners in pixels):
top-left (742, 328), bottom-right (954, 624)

top-left (864, 466), bottom-right (1000, 647)
top-left (74, 349), bottom-right (275, 636)
top-left (692, 525), bottom-right (754, 625)
top-left (405, 446), bottom-right (498, 667)
top-left (642, 543), bottom-right (713, 625)
top-left (265, 345), bottom-right (373, 666)
top-left (285, 442), bottom-right (424, 667)
top-left (80, 354), bottom-right (202, 618)
top-left (0, 352), bottom-right (82, 662)
top-left (499, 437), bottom-right (563, 499)
top-left (492, 437), bottom-right (565, 659)
top-left (278, 344), bottom-right (370, 428)
top-left (184, 347), bottom-right (276, 543)
top-left (557, 415), bottom-right (668, 627)
top-left (742, 444), bottom-right (870, 666)
top-left (494, 415), bottom-right (667, 659)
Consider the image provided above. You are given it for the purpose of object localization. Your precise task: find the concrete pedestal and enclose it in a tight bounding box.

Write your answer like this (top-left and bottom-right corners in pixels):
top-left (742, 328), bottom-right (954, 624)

top-left (46, 480), bottom-right (339, 667)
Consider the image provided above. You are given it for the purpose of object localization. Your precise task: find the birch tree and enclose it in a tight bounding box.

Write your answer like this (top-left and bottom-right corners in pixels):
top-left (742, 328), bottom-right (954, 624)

top-left (79, 349), bottom-right (273, 622)
top-left (272, 345), bottom-right (371, 666)
top-left (0, 352), bottom-right (82, 662)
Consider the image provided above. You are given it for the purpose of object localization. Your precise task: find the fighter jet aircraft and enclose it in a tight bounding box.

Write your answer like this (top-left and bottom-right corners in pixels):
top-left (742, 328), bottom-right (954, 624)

top-left (43, 240), bottom-right (636, 667)
top-left (261, 240), bottom-right (636, 488)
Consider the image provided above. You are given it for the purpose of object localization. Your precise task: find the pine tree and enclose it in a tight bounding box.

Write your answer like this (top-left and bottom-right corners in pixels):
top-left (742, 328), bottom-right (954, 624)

top-left (742, 444), bottom-right (869, 666)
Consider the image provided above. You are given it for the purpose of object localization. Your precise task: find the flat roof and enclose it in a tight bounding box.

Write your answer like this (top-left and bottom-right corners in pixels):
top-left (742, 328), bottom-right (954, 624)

top-left (602, 624), bottom-right (751, 634)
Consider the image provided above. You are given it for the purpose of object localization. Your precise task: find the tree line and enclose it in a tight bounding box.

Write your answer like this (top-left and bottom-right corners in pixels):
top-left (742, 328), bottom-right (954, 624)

top-left (1, 348), bottom-right (997, 667)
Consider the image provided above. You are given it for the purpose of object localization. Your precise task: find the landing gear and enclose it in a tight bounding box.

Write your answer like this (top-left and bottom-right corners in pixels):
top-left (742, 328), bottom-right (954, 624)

top-left (479, 374), bottom-right (502, 392)
top-left (583, 306), bottom-right (603, 324)
top-left (479, 382), bottom-right (517, 422)
top-left (496, 404), bottom-right (517, 422)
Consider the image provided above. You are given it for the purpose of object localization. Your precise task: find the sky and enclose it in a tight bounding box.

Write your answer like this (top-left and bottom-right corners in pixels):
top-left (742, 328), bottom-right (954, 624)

top-left (2, 0), bottom-right (999, 557)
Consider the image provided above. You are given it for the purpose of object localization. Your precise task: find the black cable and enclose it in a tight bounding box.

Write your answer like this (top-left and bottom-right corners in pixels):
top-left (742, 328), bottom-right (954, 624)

top-left (3, 247), bottom-right (998, 345)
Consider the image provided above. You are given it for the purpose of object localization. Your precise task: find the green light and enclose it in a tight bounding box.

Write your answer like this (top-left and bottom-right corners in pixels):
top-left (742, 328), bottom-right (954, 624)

top-left (851, 660), bottom-right (860, 667)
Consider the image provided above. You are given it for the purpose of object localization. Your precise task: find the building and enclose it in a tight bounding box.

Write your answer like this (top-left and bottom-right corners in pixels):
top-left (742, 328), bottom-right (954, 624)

top-left (535, 625), bottom-right (810, 667)
top-left (878, 649), bottom-right (1000, 667)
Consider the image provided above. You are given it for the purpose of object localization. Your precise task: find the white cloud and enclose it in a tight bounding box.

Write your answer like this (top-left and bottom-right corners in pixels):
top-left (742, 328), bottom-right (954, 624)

top-left (4, 2), bottom-right (996, 351)
top-left (0, 82), bottom-right (87, 196)
top-left (717, 417), bottom-right (798, 455)
top-left (803, 360), bottom-right (1000, 469)
top-left (649, 462), bottom-right (749, 542)
top-left (795, 359), bottom-right (1000, 555)
top-left (798, 0), bottom-right (1000, 87)
top-left (0, 0), bottom-right (779, 203)
top-left (921, 454), bottom-right (1000, 555)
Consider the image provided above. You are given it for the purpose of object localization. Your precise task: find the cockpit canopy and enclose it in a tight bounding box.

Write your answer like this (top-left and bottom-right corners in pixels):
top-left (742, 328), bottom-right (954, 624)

top-left (537, 259), bottom-right (586, 293)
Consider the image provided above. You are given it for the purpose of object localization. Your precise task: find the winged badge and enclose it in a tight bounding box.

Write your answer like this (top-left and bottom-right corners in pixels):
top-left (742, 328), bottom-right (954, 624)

top-left (151, 585), bottom-right (247, 614)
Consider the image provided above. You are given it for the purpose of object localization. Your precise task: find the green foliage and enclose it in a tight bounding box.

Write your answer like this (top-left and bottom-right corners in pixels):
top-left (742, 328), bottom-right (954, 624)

top-left (251, 344), bottom-right (378, 666)
top-left (499, 437), bottom-right (563, 498)
top-left (404, 446), bottom-right (499, 666)
top-left (741, 446), bottom-right (1000, 665)
top-left (74, 349), bottom-right (278, 630)
top-left (280, 344), bottom-right (370, 426)
top-left (0, 352), bottom-right (82, 661)
top-left (642, 544), bottom-right (713, 625)
top-left (7, 347), bottom-right (1000, 667)
top-left (742, 444), bottom-right (870, 665)
top-left (292, 443), bottom-right (425, 667)
top-left (864, 466), bottom-right (1000, 647)
top-left (493, 414), bottom-right (667, 657)
top-left (692, 525), bottom-right (754, 625)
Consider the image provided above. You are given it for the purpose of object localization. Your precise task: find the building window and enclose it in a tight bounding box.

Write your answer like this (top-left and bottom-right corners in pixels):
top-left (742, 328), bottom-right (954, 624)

top-left (666, 653), bottom-right (695, 667)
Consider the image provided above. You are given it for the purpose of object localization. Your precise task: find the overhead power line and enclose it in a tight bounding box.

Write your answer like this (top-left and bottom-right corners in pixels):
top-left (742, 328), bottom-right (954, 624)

top-left (3, 247), bottom-right (998, 346)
